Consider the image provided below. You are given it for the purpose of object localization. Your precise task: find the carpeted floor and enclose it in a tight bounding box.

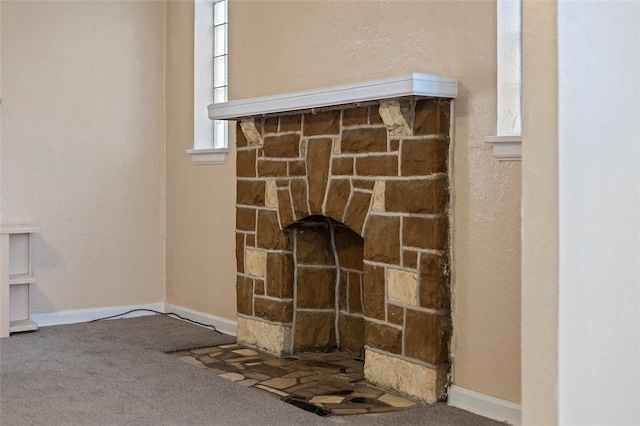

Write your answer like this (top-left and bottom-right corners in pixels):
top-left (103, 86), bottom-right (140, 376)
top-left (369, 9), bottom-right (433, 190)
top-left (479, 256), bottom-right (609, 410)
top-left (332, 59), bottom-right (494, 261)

top-left (0, 315), bottom-right (504, 426)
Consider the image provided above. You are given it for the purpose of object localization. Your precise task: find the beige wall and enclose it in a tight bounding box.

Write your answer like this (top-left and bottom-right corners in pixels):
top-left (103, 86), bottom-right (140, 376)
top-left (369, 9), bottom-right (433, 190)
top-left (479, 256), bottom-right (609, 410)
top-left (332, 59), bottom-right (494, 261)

top-left (164, 0), bottom-right (522, 403)
top-left (521, 1), bottom-right (558, 423)
top-left (165, 1), bottom-right (238, 320)
top-left (3, 0), bottom-right (523, 404)
top-left (0, 1), bottom-right (166, 311)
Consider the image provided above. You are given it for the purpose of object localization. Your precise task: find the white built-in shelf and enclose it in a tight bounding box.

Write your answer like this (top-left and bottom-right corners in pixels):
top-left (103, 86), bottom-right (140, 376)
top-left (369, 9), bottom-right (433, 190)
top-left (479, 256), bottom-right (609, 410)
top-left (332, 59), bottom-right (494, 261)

top-left (9, 319), bottom-right (38, 333)
top-left (0, 225), bottom-right (41, 235)
top-left (9, 273), bottom-right (37, 285)
top-left (208, 73), bottom-right (458, 120)
top-left (1, 225), bottom-right (40, 338)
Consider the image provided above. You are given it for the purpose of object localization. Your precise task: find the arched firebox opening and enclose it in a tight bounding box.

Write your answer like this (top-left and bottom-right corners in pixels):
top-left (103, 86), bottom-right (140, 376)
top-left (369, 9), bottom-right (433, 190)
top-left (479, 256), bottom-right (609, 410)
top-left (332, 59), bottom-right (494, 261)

top-left (286, 215), bottom-right (364, 356)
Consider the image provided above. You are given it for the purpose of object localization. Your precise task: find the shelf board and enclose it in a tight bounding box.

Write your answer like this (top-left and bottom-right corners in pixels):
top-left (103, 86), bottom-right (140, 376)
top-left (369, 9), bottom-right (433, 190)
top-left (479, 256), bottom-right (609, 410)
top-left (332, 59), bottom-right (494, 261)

top-left (9, 273), bottom-right (37, 285)
top-left (9, 319), bottom-right (38, 333)
top-left (0, 225), bottom-right (40, 235)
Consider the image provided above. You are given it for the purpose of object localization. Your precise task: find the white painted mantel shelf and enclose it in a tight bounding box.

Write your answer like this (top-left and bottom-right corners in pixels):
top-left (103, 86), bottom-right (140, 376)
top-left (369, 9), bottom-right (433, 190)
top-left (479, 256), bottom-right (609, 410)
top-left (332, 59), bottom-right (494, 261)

top-left (208, 73), bottom-right (458, 120)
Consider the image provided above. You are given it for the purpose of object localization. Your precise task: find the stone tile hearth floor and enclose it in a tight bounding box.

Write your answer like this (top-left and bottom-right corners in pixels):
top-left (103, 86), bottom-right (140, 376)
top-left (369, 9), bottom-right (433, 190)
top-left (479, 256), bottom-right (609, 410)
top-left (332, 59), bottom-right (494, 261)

top-left (171, 343), bottom-right (419, 417)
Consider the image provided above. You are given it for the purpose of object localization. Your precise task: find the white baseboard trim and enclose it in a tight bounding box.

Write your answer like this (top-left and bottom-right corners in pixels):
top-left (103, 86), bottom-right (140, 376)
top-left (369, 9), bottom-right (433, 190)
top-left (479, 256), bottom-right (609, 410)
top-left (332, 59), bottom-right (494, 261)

top-left (448, 385), bottom-right (522, 425)
top-left (32, 302), bottom-right (238, 337)
top-left (164, 303), bottom-right (237, 337)
top-left (32, 302), bottom-right (166, 327)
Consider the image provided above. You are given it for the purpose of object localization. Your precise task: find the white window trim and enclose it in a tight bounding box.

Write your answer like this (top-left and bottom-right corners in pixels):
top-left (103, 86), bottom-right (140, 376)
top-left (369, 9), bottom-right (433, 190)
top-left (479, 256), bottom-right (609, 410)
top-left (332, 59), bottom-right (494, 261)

top-left (485, 0), bottom-right (522, 161)
top-left (188, 0), bottom-right (228, 165)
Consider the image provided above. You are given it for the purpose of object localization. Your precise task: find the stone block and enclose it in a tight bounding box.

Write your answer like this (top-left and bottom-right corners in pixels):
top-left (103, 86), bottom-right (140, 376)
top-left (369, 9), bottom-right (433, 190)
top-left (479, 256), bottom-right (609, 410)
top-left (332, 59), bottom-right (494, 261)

top-left (254, 297), bottom-right (293, 323)
top-left (245, 248), bottom-right (266, 277)
top-left (306, 138), bottom-right (333, 214)
top-left (253, 117), bottom-right (265, 135)
top-left (342, 106), bottom-right (369, 126)
top-left (331, 157), bottom-right (354, 175)
top-left (413, 99), bottom-right (450, 136)
top-left (265, 180), bottom-right (278, 208)
top-left (236, 122), bottom-right (248, 148)
top-left (264, 116), bottom-right (278, 133)
top-left (240, 118), bottom-right (264, 146)
top-left (325, 179), bottom-right (351, 222)
top-left (288, 160), bottom-right (306, 176)
top-left (378, 99), bottom-right (412, 136)
top-left (370, 105), bottom-right (384, 124)
top-left (403, 250), bottom-right (418, 269)
top-left (237, 149), bottom-right (257, 177)
top-left (294, 311), bottom-right (336, 352)
top-left (401, 138), bottom-right (448, 176)
top-left (404, 309), bottom-right (451, 365)
top-left (338, 314), bottom-right (365, 356)
top-left (303, 110), bottom-right (340, 136)
top-left (385, 179), bottom-right (448, 214)
top-left (246, 234), bottom-right (255, 246)
top-left (257, 209), bottom-right (290, 250)
top-left (334, 226), bottom-right (364, 270)
top-left (237, 316), bottom-right (290, 356)
top-left (364, 349), bottom-right (448, 403)
top-left (356, 155), bottom-right (398, 176)
top-left (364, 215), bottom-right (401, 264)
top-left (341, 127), bottom-right (388, 153)
top-left (254, 279), bottom-right (265, 295)
top-left (362, 264), bottom-right (385, 320)
top-left (257, 159), bottom-right (288, 177)
top-left (237, 180), bottom-right (265, 206)
top-left (263, 133), bottom-right (301, 158)
top-left (290, 179), bottom-right (310, 221)
top-left (403, 216), bottom-right (448, 250)
top-left (333, 138), bottom-right (341, 155)
top-left (372, 181), bottom-right (385, 212)
top-left (343, 191), bottom-right (372, 236)
top-left (280, 114), bottom-right (302, 132)
top-left (236, 233), bottom-right (244, 272)
top-left (387, 304), bottom-right (404, 325)
top-left (365, 321), bottom-right (402, 354)
top-left (419, 254), bottom-right (450, 310)
top-left (236, 207), bottom-right (256, 232)
top-left (237, 275), bottom-right (253, 315)
top-left (387, 268), bottom-right (418, 306)
top-left (352, 179), bottom-right (375, 190)
top-left (295, 226), bottom-right (334, 265)
top-left (348, 272), bottom-right (363, 313)
top-left (297, 268), bottom-right (336, 309)
top-left (276, 188), bottom-right (295, 229)
top-left (390, 139), bottom-right (400, 151)
top-left (339, 271), bottom-right (348, 310)
top-left (266, 252), bottom-right (294, 298)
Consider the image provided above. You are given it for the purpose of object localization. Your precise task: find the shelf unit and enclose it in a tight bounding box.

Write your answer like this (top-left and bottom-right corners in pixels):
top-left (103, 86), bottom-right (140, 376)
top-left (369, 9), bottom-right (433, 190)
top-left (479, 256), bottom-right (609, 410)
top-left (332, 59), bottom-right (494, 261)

top-left (1, 225), bottom-right (40, 338)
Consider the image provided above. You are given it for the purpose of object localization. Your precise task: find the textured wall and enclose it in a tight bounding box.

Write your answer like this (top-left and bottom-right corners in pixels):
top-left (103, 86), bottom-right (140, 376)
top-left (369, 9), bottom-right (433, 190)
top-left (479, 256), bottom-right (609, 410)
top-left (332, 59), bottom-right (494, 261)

top-left (165, 1), bottom-right (238, 320)
top-left (165, 0), bottom-right (522, 403)
top-left (0, 1), bottom-right (166, 311)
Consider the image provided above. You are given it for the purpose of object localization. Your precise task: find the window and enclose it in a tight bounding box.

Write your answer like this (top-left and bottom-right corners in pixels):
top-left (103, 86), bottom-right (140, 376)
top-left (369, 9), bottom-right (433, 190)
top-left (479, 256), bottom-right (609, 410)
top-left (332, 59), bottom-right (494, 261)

top-left (187, 0), bottom-right (229, 164)
top-left (485, 0), bottom-right (522, 160)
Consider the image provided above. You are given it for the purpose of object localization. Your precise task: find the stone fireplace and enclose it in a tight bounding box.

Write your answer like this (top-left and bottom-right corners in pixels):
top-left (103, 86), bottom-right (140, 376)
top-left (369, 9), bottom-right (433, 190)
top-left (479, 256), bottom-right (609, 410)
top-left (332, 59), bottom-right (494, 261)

top-left (210, 74), bottom-right (457, 403)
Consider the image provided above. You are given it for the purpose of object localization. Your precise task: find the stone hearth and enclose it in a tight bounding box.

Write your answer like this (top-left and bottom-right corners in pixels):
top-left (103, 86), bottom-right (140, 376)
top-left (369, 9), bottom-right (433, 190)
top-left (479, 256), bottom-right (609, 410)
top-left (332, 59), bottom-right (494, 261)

top-left (210, 74), bottom-right (456, 403)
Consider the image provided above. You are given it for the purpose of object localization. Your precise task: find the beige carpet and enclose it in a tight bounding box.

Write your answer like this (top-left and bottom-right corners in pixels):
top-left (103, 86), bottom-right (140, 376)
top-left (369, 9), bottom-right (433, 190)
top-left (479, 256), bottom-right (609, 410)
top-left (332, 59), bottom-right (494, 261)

top-left (0, 315), bottom-right (503, 426)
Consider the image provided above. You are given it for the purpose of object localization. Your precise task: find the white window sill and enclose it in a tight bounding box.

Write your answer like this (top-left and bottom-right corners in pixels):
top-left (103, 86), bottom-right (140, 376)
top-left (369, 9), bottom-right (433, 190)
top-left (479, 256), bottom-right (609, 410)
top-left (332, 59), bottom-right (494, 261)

top-left (186, 148), bottom-right (228, 165)
top-left (484, 135), bottom-right (522, 161)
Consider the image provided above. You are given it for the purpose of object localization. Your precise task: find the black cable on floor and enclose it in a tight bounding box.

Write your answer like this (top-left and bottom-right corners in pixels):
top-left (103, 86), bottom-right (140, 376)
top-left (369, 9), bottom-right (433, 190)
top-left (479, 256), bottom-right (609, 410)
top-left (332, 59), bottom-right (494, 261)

top-left (87, 309), bottom-right (218, 332)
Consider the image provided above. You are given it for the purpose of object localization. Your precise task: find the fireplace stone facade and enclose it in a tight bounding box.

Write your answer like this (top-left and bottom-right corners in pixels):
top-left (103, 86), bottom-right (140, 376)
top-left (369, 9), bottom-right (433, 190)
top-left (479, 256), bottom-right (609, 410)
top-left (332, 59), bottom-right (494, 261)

top-left (233, 97), bottom-right (452, 403)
